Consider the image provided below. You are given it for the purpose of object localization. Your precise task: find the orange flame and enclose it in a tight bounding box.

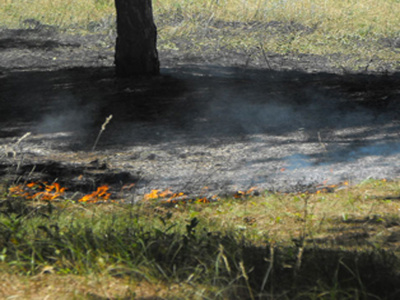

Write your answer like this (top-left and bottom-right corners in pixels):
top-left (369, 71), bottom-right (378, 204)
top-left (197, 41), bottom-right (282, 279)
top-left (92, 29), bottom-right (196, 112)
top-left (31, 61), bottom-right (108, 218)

top-left (8, 185), bottom-right (30, 198)
top-left (78, 185), bottom-right (111, 203)
top-left (144, 189), bottom-right (161, 200)
top-left (144, 189), bottom-right (185, 201)
top-left (144, 188), bottom-right (218, 204)
top-left (8, 182), bottom-right (67, 201)
top-left (234, 187), bottom-right (257, 199)
top-left (196, 197), bottom-right (210, 203)
top-left (121, 183), bottom-right (135, 191)
top-left (34, 182), bottom-right (66, 200)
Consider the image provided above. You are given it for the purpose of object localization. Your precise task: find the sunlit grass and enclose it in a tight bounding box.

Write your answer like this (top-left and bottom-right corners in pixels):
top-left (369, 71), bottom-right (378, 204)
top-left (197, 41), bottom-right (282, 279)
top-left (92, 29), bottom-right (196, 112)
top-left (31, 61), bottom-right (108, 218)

top-left (2, 179), bottom-right (400, 298)
top-left (154, 0), bottom-right (400, 71)
top-left (1, 0), bottom-right (400, 70)
top-left (0, 0), bottom-right (114, 28)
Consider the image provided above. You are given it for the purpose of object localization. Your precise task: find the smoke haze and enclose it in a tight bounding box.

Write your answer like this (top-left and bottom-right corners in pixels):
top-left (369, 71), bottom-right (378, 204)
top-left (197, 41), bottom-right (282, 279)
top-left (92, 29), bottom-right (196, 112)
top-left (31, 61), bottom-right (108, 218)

top-left (1, 65), bottom-right (400, 194)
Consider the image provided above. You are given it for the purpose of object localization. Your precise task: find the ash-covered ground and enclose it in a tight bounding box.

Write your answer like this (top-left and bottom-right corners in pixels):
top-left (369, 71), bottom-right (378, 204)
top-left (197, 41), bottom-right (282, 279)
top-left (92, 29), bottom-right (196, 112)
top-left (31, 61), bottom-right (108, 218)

top-left (1, 26), bottom-right (400, 200)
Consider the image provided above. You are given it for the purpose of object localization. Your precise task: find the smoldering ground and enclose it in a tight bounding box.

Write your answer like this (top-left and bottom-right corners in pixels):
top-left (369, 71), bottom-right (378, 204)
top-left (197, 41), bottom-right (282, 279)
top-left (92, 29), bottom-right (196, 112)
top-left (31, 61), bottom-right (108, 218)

top-left (1, 64), bottom-right (400, 197)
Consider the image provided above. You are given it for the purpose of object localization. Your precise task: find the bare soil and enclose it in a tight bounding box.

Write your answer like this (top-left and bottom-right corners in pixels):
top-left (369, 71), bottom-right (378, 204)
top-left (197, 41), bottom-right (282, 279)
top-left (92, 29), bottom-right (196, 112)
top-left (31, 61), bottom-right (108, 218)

top-left (1, 26), bottom-right (400, 200)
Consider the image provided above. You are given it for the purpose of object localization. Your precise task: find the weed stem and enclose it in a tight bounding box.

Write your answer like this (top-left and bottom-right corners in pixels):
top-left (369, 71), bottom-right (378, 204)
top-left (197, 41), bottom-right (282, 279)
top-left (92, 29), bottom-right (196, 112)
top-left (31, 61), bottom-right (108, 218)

top-left (92, 115), bottom-right (112, 151)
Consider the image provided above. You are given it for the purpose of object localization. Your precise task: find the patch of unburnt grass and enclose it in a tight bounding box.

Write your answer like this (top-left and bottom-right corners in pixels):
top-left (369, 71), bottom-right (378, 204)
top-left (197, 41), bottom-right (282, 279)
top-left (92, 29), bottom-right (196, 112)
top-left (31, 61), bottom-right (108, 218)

top-left (1, 0), bottom-right (400, 72)
top-left (1, 179), bottom-right (400, 299)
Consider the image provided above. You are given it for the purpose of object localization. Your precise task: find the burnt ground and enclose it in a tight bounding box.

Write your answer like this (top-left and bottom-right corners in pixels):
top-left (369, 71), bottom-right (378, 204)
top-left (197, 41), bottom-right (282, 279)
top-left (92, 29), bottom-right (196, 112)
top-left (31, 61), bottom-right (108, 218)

top-left (1, 26), bottom-right (400, 201)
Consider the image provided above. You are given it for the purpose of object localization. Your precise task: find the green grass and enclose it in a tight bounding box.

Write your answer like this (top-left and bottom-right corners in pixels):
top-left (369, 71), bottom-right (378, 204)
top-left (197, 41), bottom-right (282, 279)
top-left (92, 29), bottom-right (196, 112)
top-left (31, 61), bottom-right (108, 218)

top-left (2, 179), bottom-right (400, 299)
top-left (1, 0), bottom-right (400, 71)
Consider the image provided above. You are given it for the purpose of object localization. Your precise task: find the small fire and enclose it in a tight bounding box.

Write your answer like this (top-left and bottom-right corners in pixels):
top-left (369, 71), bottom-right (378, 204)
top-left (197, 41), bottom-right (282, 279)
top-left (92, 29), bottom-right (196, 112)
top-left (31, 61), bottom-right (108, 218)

top-left (143, 188), bottom-right (219, 204)
top-left (8, 182), bottom-right (67, 201)
top-left (121, 183), bottom-right (135, 191)
top-left (315, 181), bottom-right (350, 194)
top-left (144, 189), bottom-right (187, 202)
top-left (196, 197), bottom-right (210, 203)
top-left (144, 189), bottom-right (162, 200)
top-left (234, 187), bottom-right (258, 199)
top-left (78, 185), bottom-right (111, 203)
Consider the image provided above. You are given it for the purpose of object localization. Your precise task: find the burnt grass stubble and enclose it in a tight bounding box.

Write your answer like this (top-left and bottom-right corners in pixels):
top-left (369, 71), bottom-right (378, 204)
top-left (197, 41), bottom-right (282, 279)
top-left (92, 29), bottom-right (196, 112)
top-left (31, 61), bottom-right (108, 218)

top-left (1, 24), bottom-right (400, 298)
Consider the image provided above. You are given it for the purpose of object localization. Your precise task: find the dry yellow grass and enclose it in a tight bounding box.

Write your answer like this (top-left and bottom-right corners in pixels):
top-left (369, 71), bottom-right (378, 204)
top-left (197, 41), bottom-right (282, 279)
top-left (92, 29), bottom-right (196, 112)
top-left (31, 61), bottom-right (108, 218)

top-left (133, 179), bottom-right (400, 253)
top-left (0, 0), bottom-right (399, 70)
top-left (154, 0), bottom-right (400, 33)
top-left (153, 0), bottom-right (400, 69)
top-left (2, 179), bottom-right (400, 299)
top-left (0, 0), bottom-right (115, 29)
top-left (1, 0), bottom-right (399, 36)
top-left (0, 266), bottom-right (201, 299)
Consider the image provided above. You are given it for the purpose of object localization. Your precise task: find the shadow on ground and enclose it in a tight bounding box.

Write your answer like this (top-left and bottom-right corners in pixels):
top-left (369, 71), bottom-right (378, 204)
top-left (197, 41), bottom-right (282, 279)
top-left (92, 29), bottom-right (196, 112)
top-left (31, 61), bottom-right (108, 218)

top-left (1, 27), bottom-right (400, 194)
top-left (1, 64), bottom-right (400, 150)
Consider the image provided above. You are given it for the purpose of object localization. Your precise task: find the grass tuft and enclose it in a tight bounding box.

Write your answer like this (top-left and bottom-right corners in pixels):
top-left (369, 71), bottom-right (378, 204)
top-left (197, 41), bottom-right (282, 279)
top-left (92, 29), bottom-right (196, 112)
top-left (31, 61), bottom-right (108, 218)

top-left (2, 179), bottom-right (400, 298)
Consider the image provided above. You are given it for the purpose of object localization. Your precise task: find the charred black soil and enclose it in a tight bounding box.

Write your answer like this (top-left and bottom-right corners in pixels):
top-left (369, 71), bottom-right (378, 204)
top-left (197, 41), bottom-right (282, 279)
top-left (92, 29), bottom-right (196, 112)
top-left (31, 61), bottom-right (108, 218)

top-left (1, 27), bottom-right (400, 199)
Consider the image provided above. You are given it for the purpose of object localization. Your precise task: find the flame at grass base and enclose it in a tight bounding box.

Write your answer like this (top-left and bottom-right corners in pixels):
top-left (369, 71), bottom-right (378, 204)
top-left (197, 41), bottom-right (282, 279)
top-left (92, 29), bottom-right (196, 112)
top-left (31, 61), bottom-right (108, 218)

top-left (78, 185), bottom-right (111, 203)
top-left (143, 188), bottom-right (220, 204)
top-left (8, 182), bottom-right (114, 203)
top-left (8, 182), bottom-right (67, 201)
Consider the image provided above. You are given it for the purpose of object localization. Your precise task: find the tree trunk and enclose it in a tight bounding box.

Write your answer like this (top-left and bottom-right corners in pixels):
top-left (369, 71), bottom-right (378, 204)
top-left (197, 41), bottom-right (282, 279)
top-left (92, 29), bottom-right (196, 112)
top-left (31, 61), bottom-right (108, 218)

top-left (114, 0), bottom-right (160, 77)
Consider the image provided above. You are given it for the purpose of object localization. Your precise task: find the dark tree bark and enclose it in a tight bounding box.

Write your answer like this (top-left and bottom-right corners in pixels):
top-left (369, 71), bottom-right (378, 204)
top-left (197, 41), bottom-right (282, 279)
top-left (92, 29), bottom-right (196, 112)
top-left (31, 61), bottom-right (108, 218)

top-left (114, 0), bottom-right (160, 77)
